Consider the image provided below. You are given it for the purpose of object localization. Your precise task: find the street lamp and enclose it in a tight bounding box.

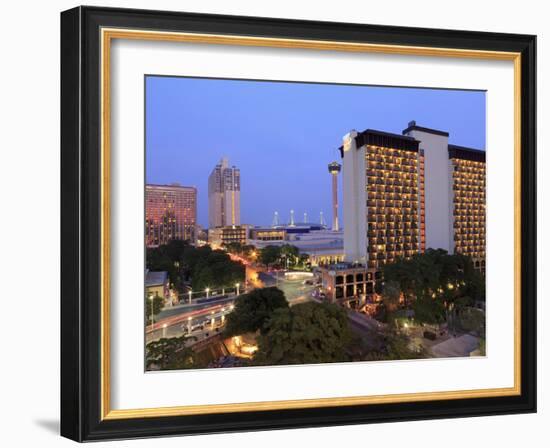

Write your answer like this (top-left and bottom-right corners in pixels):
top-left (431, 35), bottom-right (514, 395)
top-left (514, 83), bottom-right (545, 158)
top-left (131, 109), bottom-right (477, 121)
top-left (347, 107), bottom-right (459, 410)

top-left (205, 287), bottom-right (210, 298)
top-left (188, 290), bottom-right (193, 304)
top-left (187, 316), bottom-right (192, 334)
top-left (235, 282), bottom-right (240, 295)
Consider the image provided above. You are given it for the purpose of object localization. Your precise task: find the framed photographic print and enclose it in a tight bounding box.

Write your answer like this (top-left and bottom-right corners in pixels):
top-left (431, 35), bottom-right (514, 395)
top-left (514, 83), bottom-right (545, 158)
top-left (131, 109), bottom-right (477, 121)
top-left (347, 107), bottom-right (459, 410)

top-left (60, 6), bottom-right (537, 442)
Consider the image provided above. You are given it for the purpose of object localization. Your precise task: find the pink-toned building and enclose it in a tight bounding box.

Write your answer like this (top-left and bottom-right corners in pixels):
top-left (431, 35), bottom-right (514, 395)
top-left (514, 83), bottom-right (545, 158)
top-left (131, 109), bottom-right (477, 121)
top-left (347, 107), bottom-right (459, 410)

top-left (145, 183), bottom-right (197, 247)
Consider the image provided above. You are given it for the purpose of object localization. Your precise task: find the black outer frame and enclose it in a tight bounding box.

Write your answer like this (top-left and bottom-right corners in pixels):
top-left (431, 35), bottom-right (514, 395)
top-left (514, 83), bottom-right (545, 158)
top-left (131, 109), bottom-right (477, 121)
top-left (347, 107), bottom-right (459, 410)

top-left (60, 6), bottom-right (537, 442)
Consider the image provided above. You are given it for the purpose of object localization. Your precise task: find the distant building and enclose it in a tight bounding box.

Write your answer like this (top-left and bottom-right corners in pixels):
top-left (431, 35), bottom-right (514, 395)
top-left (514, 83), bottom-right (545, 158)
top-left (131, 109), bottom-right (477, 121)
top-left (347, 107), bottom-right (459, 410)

top-left (145, 183), bottom-right (197, 247)
top-left (208, 158), bottom-right (241, 228)
top-left (196, 224), bottom-right (208, 245)
top-left (208, 225), bottom-right (249, 247)
top-left (249, 228), bottom-right (286, 242)
top-left (248, 225), bottom-right (344, 267)
top-left (328, 162), bottom-right (341, 231)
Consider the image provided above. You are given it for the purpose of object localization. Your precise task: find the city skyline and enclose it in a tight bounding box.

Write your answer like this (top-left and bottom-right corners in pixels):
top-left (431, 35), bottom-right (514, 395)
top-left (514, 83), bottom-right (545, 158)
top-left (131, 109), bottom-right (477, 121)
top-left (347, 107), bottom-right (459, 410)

top-left (146, 76), bottom-right (486, 228)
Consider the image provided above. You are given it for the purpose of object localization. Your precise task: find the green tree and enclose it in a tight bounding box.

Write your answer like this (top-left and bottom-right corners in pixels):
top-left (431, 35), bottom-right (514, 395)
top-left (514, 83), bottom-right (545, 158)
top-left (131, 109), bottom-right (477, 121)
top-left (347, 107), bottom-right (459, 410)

top-left (145, 293), bottom-right (164, 325)
top-left (146, 240), bottom-right (246, 298)
top-left (382, 280), bottom-right (401, 311)
top-left (190, 248), bottom-right (245, 292)
top-left (146, 239), bottom-right (192, 290)
top-left (224, 287), bottom-right (288, 336)
top-left (242, 244), bottom-right (256, 258)
top-left (383, 249), bottom-right (485, 324)
top-left (253, 302), bottom-right (352, 366)
top-left (298, 253), bottom-right (310, 269)
top-left (412, 295), bottom-right (445, 325)
top-left (363, 333), bottom-right (428, 361)
top-left (458, 307), bottom-right (485, 335)
top-left (223, 241), bottom-right (244, 255)
top-left (145, 335), bottom-right (197, 370)
top-left (280, 244), bottom-right (299, 269)
top-left (259, 245), bottom-right (282, 268)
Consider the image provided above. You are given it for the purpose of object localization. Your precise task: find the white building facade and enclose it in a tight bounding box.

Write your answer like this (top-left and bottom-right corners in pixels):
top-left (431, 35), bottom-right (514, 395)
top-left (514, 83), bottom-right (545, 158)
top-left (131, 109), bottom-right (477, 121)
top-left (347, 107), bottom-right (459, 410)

top-left (402, 122), bottom-right (454, 254)
top-left (341, 121), bottom-right (485, 275)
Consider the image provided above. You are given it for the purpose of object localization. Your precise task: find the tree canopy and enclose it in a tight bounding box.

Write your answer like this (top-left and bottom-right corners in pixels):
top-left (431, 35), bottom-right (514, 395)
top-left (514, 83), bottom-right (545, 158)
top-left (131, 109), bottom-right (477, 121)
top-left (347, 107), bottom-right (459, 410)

top-left (146, 240), bottom-right (245, 293)
top-left (145, 335), bottom-right (197, 370)
top-left (258, 245), bottom-right (282, 268)
top-left (146, 239), bottom-right (189, 289)
top-left (145, 293), bottom-right (164, 325)
top-left (223, 242), bottom-right (256, 258)
top-left (412, 295), bottom-right (446, 324)
top-left (224, 287), bottom-right (289, 336)
top-left (382, 280), bottom-right (401, 311)
top-left (362, 332), bottom-right (428, 361)
top-left (458, 306), bottom-right (485, 335)
top-left (258, 244), bottom-right (304, 269)
top-left (253, 302), bottom-right (352, 366)
top-left (190, 249), bottom-right (244, 292)
top-left (381, 249), bottom-right (485, 324)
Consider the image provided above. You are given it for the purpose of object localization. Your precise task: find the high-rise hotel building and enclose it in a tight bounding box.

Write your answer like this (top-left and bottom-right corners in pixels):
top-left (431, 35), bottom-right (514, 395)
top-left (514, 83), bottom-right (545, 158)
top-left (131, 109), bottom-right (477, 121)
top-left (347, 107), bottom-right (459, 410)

top-left (322, 122), bottom-right (485, 305)
top-left (145, 183), bottom-right (197, 247)
top-left (342, 129), bottom-right (425, 270)
top-left (447, 144), bottom-right (486, 269)
top-left (208, 158), bottom-right (241, 228)
top-left (402, 122), bottom-right (485, 271)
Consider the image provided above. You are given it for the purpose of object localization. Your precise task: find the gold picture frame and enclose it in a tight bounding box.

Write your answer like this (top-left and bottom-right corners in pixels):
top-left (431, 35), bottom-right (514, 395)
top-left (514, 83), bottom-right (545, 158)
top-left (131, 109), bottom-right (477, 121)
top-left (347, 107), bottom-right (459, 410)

top-left (61, 6), bottom-right (536, 441)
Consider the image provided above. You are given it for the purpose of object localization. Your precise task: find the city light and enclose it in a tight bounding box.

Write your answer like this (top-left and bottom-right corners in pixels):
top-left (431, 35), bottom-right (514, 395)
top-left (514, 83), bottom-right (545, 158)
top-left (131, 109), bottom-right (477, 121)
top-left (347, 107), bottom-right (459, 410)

top-left (144, 116), bottom-right (486, 370)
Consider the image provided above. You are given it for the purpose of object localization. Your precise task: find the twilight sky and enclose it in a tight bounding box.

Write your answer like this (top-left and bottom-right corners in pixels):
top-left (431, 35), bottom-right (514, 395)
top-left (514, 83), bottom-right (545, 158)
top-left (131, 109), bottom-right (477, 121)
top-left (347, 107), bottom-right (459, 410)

top-left (146, 76), bottom-right (486, 228)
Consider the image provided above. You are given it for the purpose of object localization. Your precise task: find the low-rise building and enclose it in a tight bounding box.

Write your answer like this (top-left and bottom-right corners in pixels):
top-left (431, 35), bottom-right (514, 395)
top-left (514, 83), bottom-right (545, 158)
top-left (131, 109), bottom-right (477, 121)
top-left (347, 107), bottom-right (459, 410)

top-left (249, 228), bottom-right (344, 267)
top-left (208, 225), bottom-right (249, 247)
top-left (145, 270), bottom-right (170, 301)
top-left (318, 263), bottom-right (378, 309)
top-left (249, 227), bottom-right (286, 242)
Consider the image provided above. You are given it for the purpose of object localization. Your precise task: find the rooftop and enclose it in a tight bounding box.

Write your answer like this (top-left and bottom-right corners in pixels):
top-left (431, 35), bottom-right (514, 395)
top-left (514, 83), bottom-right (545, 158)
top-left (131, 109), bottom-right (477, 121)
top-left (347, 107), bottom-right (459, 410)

top-left (339, 128), bottom-right (420, 156)
top-left (146, 183), bottom-right (196, 191)
top-left (145, 270), bottom-right (168, 287)
top-left (448, 144), bottom-right (486, 162)
top-left (402, 121), bottom-right (450, 137)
